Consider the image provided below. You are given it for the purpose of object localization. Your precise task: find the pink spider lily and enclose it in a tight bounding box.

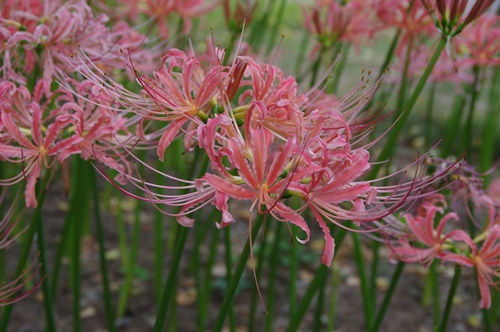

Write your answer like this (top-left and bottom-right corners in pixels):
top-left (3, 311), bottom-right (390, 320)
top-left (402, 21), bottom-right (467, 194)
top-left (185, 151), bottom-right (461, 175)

top-left (303, 0), bottom-right (377, 51)
top-left (442, 224), bottom-right (500, 308)
top-left (0, 0), bottom-right (151, 81)
top-left (456, 14), bottom-right (500, 68)
top-left (0, 80), bottom-right (83, 207)
top-left (386, 194), bottom-right (469, 267)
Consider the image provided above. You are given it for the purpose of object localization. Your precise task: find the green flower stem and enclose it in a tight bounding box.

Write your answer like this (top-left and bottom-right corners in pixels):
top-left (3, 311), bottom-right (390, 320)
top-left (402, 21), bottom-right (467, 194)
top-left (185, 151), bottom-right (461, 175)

top-left (438, 264), bottom-right (462, 332)
top-left (425, 82), bottom-right (437, 149)
top-left (91, 172), bottom-right (116, 332)
top-left (309, 46), bottom-right (326, 88)
top-left (313, 272), bottom-right (327, 331)
top-left (212, 212), bottom-right (266, 332)
top-left (70, 158), bottom-right (92, 332)
top-left (294, 30), bottom-right (311, 83)
top-left (265, 221), bottom-right (284, 332)
top-left (116, 203), bottom-right (129, 268)
top-left (376, 29), bottom-right (401, 80)
top-left (370, 241), bottom-right (380, 310)
top-left (288, 225), bottom-right (299, 321)
top-left (328, 43), bottom-right (350, 95)
top-left (50, 208), bottom-right (72, 298)
top-left (482, 307), bottom-right (492, 332)
top-left (371, 261), bottom-right (405, 332)
top-left (369, 36), bottom-right (447, 178)
top-left (154, 150), bottom-right (209, 331)
top-left (0, 170), bottom-right (52, 330)
top-left (480, 67), bottom-right (500, 178)
top-left (352, 232), bottom-right (374, 330)
top-left (203, 227), bottom-right (220, 323)
top-left (287, 264), bottom-right (329, 332)
top-left (116, 199), bottom-right (142, 318)
top-left (248, 223), bottom-right (271, 332)
top-left (326, 266), bottom-right (341, 331)
top-left (441, 92), bottom-right (467, 156)
top-left (224, 227), bottom-right (236, 332)
top-left (461, 65), bottom-right (481, 154)
top-left (154, 225), bottom-right (189, 332)
top-left (287, 227), bottom-right (348, 332)
top-left (264, 0), bottom-right (288, 58)
top-left (37, 188), bottom-right (57, 332)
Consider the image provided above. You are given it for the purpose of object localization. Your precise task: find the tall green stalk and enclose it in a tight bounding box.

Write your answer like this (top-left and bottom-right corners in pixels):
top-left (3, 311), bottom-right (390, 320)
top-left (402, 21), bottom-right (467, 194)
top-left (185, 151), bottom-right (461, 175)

top-left (212, 212), bottom-right (266, 332)
top-left (90, 172), bottom-right (116, 332)
top-left (265, 221), bottom-right (284, 332)
top-left (371, 261), bottom-right (405, 332)
top-left (369, 37), bottom-right (447, 178)
top-left (438, 264), bottom-right (462, 332)
top-left (0, 170), bottom-right (51, 330)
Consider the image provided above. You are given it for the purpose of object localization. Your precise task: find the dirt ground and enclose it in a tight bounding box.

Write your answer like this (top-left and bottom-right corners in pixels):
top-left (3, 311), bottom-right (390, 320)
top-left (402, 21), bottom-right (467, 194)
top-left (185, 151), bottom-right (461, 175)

top-left (5, 178), bottom-right (496, 332)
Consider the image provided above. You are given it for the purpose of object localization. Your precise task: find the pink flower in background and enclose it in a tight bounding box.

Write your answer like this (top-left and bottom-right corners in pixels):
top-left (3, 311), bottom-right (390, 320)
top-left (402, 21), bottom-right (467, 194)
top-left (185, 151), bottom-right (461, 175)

top-left (456, 14), bottom-right (500, 68)
top-left (303, 0), bottom-right (378, 51)
top-left (388, 195), bottom-right (466, 267)
top-left (443, 225), bottom-right (500, 308)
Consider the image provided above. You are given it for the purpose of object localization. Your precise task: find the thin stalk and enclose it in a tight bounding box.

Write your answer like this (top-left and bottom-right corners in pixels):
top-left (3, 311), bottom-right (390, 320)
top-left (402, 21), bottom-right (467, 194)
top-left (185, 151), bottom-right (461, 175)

top-left (287, 265), bottom-right (329, 332)
top-left (248, 224), bottom-right (271, 332)
top-left (352, 232), bottom-right (374, 330)
top-left (309, 46), bottom-right (325, 88)
top-left (326, 266), bottom-right (341, 331)
top-left (438, 264), bottom-right (462, 332)
top-left (0, 170), bottom-right (52, 330)
top-left (461, 65), bottom-right (481, 154)
top-left (265, 221), bottom-right (284, 332)
top-left (116, 203), bottom-right (129, 268)
top-left (425, 82), bottom-right (437, 149)
top-left (480, 67), bottom-right (500, 178)
top-left (376, 29), bottom-right (401, 81)
top-left (264, 0), bottom-right (288, 58)
top-left (482, 307), bottom-right (493, 332)
top-left (328, 43), bottom-right (350, 94)
top-left (154, 151), bottom-right (209, 331)
top-left (370, 241), bottom-right (380, 311)
top-left (441, 92), bottom-right (467, 156)
top-left (212, 212), bottom-right (266, 332)
top-left (369, 36), bottom-right (447, 178)
top-left (224, 227), bottom-right (236, 332)
top-left (37, 189), bottom-right (57, 332)
top-left (313, 271), bottom-right (327, 332)
top-left (202, 228), bottom-right (220, 323)
top-left (294, 30), bottom-right (311, 83)
top-left (50, 209), bottom-right (72, 298)
top-left (153, 226), bottom-right (189, 332)
top-left (371, 261), bottom-right (405, 332)
top-left (116, 199), bottom-right (142, 318)
top-left (91, 172), bottom-right (116, 332)
top-left (431, 261), bottom-right (440, 326)
top-left (288, 225), bottom-right (299, 320)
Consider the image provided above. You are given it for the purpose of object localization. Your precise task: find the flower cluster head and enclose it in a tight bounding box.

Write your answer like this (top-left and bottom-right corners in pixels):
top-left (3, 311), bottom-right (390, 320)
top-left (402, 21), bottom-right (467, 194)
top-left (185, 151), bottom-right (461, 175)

top-left (0, 0), bottom-right (151, 82)
top-left (421, 0), bottom-right (495, 36)
top-left (384, 161), bottom-right (500, 308)
top-left (79, 40), bottom-right (455, 268)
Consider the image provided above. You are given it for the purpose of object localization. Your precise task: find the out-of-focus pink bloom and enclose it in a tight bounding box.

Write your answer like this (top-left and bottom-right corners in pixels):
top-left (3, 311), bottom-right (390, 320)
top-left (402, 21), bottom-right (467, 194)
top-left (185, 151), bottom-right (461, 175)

top-left (303, 0), bottom-right (378, 51)
top-left (388, 194), bottom-right (467, 267)
top-left (374, 0), bottom-right (435, 53)
top-left (456, 14), bottom-right (500, 68)
top-left (0, 0), bottom-right (152, 81)
top-left (487, 178), bottom-right (500, 205)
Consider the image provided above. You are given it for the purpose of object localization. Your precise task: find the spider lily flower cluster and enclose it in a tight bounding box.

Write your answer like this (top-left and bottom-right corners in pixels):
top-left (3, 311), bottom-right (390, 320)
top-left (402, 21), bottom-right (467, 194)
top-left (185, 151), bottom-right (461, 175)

top-left (383, 160), bottom-right (500, 308)
top-left (74, 44), bottom-right (454, 268)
